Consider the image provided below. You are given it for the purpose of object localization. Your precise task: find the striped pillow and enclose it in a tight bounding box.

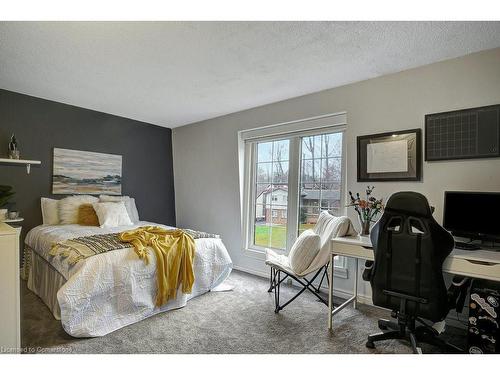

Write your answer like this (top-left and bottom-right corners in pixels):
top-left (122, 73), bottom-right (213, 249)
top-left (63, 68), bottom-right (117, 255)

top-left (288, 229), bottom-right (321, 274)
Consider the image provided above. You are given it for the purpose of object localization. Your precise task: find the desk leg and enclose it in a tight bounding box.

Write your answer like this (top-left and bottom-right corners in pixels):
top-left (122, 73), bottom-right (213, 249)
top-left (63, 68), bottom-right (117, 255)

top-left (328, 253), bottom-right (334, 331)
top-left (353, 258), bottom-right (359, 309)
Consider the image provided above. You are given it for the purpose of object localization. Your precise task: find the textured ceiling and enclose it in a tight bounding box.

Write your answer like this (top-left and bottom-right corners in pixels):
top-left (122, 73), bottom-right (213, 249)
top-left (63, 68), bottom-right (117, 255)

top-left (1, 21), bottom-right (500, 128)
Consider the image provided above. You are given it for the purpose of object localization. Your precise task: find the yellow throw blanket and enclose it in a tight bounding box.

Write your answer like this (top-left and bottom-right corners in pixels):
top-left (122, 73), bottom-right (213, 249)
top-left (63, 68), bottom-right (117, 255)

top-left (119, 226), bottom-right (195, 307)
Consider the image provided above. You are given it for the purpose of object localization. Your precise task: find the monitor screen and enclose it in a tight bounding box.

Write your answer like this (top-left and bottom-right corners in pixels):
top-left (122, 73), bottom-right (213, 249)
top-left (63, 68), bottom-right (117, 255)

top-left (443, 191), bottom-right (500, 240)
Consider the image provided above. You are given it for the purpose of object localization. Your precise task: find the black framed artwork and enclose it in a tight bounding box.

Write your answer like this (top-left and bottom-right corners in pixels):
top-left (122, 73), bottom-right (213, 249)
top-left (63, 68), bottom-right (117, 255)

top-left (357, 128), bottom-right (422, 182)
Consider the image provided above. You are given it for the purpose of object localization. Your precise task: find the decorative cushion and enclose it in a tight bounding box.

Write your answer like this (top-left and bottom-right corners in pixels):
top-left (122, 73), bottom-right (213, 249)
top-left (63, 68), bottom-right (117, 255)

top-left (77, 204), bottom-right (100, 226)
top-left (41, 197), bottom-right (60, 225)
top-left (99, 195), bottom-right (140, 223)
top-left (59, 195), bottom-right (99, 224)
top-left (314, 211), bottom-right (357, 252)
top-left (288, 229), bottom-right (321, 275)
top-left (92, 201), bottom-right (133, 228)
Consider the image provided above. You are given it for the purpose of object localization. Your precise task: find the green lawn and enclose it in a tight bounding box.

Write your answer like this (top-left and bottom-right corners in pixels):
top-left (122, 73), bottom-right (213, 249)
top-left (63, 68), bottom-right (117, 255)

top-left (254, 223), bottom-right (314, 249)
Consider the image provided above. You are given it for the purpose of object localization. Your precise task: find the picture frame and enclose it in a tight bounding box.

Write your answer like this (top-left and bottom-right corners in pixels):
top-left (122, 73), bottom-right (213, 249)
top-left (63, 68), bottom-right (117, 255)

top-left (52, 148), bottom-right (122, 195)
top-left (357, 128), bottom-right (422, 182)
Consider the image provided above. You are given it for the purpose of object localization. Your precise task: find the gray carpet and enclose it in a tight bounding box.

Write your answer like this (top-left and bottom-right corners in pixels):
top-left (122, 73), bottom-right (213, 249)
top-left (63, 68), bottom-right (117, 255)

top-left (21, 270), bottom-right (466, 354)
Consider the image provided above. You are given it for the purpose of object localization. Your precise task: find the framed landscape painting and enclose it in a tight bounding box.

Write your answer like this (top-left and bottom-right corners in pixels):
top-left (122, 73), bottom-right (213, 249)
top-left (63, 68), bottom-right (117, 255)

top-left (52, 148), bottom-right (122, 195)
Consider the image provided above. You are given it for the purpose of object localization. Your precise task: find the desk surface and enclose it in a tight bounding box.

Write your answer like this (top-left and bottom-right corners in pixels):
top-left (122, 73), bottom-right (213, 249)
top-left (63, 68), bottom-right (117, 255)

top-left (332, 235), bottom-right (500, 265)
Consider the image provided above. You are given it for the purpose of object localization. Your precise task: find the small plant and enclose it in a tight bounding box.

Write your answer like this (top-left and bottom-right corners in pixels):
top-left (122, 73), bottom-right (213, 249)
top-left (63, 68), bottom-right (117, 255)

top-left (0, 185), bottom-right (15, 208)
top-left (347, 186), bottom-right (384, 235)
top-left (8, 134), bottom-right (20, 159)
top-left (8, 134), bottom-right (18, 151)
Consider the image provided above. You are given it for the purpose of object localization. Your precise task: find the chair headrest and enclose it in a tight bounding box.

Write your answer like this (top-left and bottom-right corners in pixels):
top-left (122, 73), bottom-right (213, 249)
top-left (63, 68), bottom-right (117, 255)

top-left (385, 191), bottom-right (432, 217)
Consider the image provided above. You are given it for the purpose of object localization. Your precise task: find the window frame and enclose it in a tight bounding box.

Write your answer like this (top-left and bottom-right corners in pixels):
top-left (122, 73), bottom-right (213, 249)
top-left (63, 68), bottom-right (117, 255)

top-left (240, 115), bottom-right (348, 271)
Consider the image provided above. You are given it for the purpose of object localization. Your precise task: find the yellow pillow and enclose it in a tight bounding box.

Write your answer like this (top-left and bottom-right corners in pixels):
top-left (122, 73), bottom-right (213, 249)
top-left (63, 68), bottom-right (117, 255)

top-left (77, 204), bottom-right (100, 226)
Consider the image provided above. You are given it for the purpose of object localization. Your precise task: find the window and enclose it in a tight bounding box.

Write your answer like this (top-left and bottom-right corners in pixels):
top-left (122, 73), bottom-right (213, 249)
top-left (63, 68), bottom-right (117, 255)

top-left (299, 133), bottom-right (343, 234)
top-left (242, 119), bottom-right (346, 270)
top-left (253, 139), bottom-right (290, 250)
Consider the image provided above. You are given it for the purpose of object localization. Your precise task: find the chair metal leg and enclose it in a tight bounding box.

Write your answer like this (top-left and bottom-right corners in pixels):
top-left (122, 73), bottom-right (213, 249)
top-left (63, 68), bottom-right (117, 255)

top-left (378, 319), bottom-right (400, 331)
top-left (314, 263), bottom-right (329, 293)
top-left (415, 326), bottom-right (463, 353)
top-left (409, 332), bottom-right (420, 354)
top-left (274, 270), bottom-right (281, 313)
top-left (273, 267), bottom-right (329, 313)
top-left (268, 267), bottom-right (289, 293)
top-left (268, 268), bottom-right (274, 292)
top-left (366, 329), bottom-right (404, 349)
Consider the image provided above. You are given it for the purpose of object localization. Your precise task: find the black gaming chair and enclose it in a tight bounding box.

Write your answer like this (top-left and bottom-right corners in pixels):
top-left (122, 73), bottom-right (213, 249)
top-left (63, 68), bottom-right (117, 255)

top-left (364, 191), bottom-right (462, 353)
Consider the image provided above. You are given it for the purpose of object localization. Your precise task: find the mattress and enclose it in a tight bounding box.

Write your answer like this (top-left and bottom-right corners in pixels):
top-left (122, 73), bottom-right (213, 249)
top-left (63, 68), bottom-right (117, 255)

top-left (24, 222), bottom-right (233, 337)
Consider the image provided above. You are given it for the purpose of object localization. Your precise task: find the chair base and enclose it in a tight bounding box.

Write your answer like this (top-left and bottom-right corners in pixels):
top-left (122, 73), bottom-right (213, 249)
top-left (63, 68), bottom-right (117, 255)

top-left (267, 264), bottom-right (330, 313)
top-left (366, 318), bottom-right (463, 354)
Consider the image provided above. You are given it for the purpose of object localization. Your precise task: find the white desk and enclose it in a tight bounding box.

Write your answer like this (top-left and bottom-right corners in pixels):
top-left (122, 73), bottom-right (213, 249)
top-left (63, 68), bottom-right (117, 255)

top-left (327, 235), bottom-right (500, 330)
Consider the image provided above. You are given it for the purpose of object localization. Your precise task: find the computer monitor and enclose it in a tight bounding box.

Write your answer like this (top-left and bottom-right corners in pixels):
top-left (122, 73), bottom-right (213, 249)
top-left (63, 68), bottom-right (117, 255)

top-left (443, 191), bottom-right (500, 241)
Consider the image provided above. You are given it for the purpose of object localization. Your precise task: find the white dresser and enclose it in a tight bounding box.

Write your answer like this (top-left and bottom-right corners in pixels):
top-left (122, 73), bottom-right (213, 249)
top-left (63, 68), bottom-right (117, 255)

top-left (0, 222), bottom-right (21, 352)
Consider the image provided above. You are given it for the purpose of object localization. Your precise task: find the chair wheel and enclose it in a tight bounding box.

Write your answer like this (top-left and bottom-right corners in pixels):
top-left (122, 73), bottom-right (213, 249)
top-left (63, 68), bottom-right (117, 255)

top-left (378, 321), bottom-right (389, 330)
top-left (366, 341), bottom-right (375, 349)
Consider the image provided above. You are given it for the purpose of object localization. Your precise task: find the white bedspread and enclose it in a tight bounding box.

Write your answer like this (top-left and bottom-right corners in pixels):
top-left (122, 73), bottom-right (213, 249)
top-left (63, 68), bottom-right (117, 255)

top-left (25, 222), bottom-right (233, 337)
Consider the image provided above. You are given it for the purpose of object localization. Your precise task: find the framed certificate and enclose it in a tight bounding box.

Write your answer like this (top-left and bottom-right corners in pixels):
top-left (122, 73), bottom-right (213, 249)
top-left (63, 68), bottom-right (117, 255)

top-left (357, 128), bottom-right (422, 181)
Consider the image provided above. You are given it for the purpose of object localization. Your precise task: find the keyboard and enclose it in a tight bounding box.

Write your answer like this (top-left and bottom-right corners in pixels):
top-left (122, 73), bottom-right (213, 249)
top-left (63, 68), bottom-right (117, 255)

top-left (455, 242), bottom-right (481, 250)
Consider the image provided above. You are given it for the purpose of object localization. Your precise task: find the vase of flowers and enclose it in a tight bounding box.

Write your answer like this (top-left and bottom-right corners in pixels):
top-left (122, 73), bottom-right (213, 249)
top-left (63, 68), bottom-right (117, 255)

top-left (348, 186), bottom-right (384, 236)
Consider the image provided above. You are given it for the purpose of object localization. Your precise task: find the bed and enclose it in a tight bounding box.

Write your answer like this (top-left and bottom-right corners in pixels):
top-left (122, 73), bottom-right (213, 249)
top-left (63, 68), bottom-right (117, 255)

top-left (23, 221), bottom-right (233, 338)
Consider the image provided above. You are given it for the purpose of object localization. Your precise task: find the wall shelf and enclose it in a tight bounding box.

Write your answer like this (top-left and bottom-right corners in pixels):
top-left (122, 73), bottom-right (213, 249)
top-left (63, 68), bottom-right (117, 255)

top-left (0, 158), bottom-right (41, 174)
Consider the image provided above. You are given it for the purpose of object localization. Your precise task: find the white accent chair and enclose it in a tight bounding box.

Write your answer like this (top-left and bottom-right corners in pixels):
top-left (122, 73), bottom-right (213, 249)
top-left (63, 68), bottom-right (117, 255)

top-left (265, 211), bottom-right (356, 313)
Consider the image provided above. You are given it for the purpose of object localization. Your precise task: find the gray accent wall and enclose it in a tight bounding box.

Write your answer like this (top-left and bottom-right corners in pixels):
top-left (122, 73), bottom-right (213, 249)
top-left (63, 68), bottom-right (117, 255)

top-left (0, 89), bottom-right (176, 236)
top-left (172, 48), bottom-right (500, 300)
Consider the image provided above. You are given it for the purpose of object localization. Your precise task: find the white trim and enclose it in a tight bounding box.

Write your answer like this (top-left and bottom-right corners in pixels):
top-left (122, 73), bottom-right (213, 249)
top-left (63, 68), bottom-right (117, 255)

top-left (286, 136), bottom-right (300, 251)
top-left (239, 112), bottom-right (347, 141)
top-left (239, 113), bottom-right (348, 261)
top-left (233, 264), bottom-right (270, 279)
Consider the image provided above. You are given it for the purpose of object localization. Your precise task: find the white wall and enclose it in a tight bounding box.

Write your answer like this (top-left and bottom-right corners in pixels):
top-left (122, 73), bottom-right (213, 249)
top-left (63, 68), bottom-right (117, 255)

top-left (172, 48), bottom-right (500, 298)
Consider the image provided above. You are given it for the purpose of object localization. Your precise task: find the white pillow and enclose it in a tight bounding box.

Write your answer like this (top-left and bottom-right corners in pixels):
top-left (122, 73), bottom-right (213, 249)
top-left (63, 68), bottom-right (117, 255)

top-left (99, 195), bottom-right (140, 223)
top-left (59, 195), bottom-right (99, 224)
top-left (41, 197), bottom-right (60, 225)
top-left (129, 198), bottom-right (140, 223)
top-left (288, 229), bottom-right (321, 275)
top-left (92, 201), bottom-right (133, 228)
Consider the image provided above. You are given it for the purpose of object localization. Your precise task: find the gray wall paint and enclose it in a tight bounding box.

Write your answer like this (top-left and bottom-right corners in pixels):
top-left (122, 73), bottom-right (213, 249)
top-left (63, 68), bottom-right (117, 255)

top-left (172, 48), bottom-right (500, 298)
top-left (0, 89), bottom-right (176, 238)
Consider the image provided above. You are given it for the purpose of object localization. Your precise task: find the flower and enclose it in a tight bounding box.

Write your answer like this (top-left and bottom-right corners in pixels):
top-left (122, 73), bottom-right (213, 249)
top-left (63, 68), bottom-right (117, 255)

top-left (346, 187), bottom-right (384, 224)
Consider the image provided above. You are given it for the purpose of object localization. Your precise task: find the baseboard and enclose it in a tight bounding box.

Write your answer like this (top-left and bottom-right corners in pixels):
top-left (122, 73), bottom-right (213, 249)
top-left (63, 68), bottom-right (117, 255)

top-left (232, 264), bottom-right (269, 279)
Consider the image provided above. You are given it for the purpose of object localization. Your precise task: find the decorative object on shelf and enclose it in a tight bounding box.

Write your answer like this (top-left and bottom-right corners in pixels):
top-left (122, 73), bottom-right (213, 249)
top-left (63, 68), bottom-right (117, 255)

top-left (0, 185), bottom-right (15, 221)
top-left (357, 128), bottom-right (421, 182)
top-left (8, 134), bottom-right (20, 159)
top-left (53, 148), bottom-right (122, 195)
top-left (347, 186), bottom-right (383, 236)
top-left (8, 210), bottom-right (19, 220)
